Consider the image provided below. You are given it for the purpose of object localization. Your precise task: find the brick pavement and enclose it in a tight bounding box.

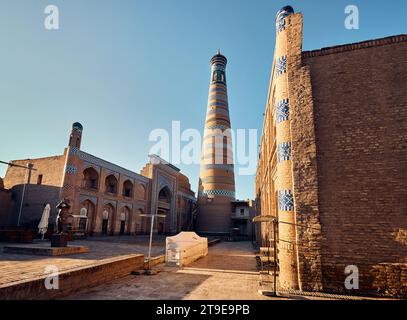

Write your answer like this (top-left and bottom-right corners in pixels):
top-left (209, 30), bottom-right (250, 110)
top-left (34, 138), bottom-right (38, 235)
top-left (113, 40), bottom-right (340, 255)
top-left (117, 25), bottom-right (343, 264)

top-left (0, 235), bottom-right (165, 288)
top-left (66, 241), bottom-right (276, 300)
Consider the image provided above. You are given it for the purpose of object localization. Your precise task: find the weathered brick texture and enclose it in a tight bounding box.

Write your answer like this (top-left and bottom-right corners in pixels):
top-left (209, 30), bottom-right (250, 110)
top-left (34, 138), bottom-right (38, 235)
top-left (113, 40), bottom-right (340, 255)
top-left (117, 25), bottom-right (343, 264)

top-left (304, 35), bottom-right (407, 296)
top-left (256, 7), bottom-right (407, 297)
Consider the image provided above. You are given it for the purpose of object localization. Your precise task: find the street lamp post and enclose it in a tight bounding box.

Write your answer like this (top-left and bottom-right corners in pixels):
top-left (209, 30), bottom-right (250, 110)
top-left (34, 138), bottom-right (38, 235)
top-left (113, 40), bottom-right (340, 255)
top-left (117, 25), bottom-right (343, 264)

top-left (139, 211), bottom-right (167, 272)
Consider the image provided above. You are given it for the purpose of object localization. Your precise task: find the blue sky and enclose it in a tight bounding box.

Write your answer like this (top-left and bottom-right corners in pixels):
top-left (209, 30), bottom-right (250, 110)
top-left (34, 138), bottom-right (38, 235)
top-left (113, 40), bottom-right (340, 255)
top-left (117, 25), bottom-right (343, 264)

top-left (0, 0), bottom-right (406, 199)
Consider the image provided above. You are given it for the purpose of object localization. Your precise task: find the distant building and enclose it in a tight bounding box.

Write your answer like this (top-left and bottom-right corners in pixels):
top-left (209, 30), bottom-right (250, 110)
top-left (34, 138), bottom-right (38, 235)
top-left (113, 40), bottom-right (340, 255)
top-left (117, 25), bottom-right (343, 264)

top-left (230, 200), bottom-right (256, 241)
top-left (255, 6), bottom-right (407, 297)
top-left (1, 122), bottom-right (196, 236)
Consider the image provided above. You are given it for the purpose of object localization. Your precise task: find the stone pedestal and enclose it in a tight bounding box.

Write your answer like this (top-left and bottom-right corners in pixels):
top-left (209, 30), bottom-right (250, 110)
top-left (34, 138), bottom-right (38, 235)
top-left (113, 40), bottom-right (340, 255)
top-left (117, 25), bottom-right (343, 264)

top-left (3, 244), bottom-right (89, 256)
top-left (51, 233), bottom-right (68, 248)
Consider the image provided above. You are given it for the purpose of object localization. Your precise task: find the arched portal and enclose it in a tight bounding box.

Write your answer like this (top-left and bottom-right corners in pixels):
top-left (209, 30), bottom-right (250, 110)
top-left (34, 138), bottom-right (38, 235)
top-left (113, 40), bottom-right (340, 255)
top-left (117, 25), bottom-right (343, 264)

top-left (119, 206), bottom-right (131, 235)
top-left (80, 199), bottom-right (96, 234)
top-left (157, 186), bottom-right (172, 234)
top-left (102, 203), bottom-right (115, 235)
top-left (136, 209), bottom-right (143, 234)
top-left (123, 180), bottom-right (134, 198)
top-left (105, 175), bottom-right (118, 195)
top-left (158, 187), bottom-right (171, 203)
top-left (83, 167), bottom-right (99, 190)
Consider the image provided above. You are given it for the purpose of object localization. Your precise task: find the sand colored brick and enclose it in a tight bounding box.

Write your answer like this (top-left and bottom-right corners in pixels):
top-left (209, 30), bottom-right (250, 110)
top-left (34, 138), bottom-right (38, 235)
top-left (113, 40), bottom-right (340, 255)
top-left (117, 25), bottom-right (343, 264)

top-left (255, 6), bottom-right (407, 297)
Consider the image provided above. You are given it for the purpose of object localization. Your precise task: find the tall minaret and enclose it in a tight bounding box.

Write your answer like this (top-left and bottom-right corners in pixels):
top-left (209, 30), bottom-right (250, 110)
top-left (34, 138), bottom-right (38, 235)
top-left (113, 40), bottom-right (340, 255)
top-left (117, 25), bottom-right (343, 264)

top-left (196, 50), bottom-right (236, 235)
top-left (60, 122), bottom-right (83, 208)
top-left (274, 6), bottom-right (300, 290)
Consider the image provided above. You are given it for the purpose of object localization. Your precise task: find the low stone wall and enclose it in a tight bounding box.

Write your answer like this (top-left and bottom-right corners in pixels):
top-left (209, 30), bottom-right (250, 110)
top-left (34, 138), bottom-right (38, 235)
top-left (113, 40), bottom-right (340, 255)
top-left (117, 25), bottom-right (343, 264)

top-left (371, 263), bottom-right (407, 298)
top-left (144, 255), bottom-right (165, 269)
top-left (0, 253), bottom-right (144, 300)
top-left (0, 229), bottom-right (35, 243)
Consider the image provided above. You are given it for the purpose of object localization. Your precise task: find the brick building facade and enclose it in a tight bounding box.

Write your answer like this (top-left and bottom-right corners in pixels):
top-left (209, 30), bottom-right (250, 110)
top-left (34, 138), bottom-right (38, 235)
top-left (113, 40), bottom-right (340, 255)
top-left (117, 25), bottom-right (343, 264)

top-left (1, 122), bottom-right (196, 236)
top-left (255, 6), bottom-right (407, 297)
top-left (0, 178), bottom-right (14, 226)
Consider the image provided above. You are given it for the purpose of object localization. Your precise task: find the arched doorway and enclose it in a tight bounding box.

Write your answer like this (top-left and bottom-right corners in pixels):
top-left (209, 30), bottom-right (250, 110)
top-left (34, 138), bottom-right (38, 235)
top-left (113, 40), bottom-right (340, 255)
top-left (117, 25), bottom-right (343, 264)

top-left (136, 209), bottom-right (143, 234)
top-left (119, 206), bottom-right (131, 235)
top-left (102, 203), bottom-right (115, 235)
top-left (157, 186), bottom-right (172, 234)
top-left (80, 199), bottom-right (96, 235)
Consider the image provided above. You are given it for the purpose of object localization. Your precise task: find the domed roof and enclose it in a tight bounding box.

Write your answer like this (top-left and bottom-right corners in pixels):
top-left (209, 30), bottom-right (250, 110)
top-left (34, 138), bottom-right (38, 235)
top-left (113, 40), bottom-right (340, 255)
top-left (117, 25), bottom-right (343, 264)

top-left (72, 122), bottom-right (83, 130)
top-left (276, 5), bottom-right (294, 21)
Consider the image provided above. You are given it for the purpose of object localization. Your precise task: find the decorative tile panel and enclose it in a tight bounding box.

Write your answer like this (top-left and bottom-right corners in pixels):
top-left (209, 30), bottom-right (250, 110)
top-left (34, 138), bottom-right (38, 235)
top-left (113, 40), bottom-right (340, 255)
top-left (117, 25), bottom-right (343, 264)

top-left (69, 146), bottom-right (80, 156)
top-left (276, 6), bottom-right (294, 33)
top-left (65, 164), bottom-right (77, 175)
top-left (276, 99), bottom-right (289, 123)
top-left (277, 17), bottom-right (286, 33)
top-left (277, 142), bottom-right (291, 162)
top-left (212, 64), bottom-right (225, 72)
top-left (205, 125), bottom-right (230, 131)
top-left (276, 56), bottom-right (287, 76)
top-left (62, 184), bottom-right (74, 191)
top-left (278, 190), bottom-right (294, 211)
top-left (209, 101), bottom-right (228, 108)
top-left (199, 189), bottom-right (235, 199)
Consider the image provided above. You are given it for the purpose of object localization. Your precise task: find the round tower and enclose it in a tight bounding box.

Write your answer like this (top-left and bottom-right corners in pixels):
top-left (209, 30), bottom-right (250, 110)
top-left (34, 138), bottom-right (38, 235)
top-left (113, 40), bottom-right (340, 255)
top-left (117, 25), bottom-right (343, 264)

top-left (196, 50), bottom-right (236, 235)
top-left (60, 122), bottom-right (83, 210)
top-left (68, 122), bottom-right (83, 149)
top-left (273, 6), bottom-right (300, 290)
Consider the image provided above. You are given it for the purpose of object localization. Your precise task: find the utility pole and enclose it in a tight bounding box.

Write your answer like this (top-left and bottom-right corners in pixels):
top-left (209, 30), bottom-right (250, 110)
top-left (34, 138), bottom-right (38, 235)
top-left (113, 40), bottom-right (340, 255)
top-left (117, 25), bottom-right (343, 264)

top-left (0, 160), bottom-right (37, 226)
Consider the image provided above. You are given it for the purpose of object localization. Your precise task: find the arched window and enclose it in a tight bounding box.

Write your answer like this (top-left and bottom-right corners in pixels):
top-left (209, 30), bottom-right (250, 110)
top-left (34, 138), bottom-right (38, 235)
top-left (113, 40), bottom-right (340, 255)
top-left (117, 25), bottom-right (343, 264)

top-left (158, 187), bottom-right (171, 203)
top-left (105, 175), bottom-right (118, 194)
top-left (83, 167), bottom-right (99, 190)
top-left (136, 183), bottom-right (146, 200)
top-left (123, 180), bottom-right (134, 198)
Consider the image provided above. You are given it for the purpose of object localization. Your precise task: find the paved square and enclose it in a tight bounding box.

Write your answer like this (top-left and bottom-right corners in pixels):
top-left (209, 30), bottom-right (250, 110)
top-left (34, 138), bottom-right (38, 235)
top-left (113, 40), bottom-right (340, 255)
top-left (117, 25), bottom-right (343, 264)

top-left (0, 235), bottom-right (165, 289)
top-left (66, 241), bottom-right (274, 300)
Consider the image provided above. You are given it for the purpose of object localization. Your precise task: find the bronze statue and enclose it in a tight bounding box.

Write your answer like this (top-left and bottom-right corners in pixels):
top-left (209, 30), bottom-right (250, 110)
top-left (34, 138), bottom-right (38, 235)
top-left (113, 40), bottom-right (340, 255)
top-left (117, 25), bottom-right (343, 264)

top-left (54, 198), bottom-right (70, 234)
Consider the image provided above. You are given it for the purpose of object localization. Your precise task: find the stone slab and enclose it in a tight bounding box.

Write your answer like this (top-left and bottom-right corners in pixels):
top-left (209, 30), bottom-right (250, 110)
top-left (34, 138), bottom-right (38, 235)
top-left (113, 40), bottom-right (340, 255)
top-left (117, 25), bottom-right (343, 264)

top-left (3, 245), bottom-right (89, 256)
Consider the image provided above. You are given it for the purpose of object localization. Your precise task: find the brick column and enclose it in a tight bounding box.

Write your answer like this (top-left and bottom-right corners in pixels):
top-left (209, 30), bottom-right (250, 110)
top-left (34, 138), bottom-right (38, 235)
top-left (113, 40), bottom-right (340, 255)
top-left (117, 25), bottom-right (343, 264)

top-left (60, 122), bottom-right (83, 214)
top-left (274, 6), bottom-right (300, 291)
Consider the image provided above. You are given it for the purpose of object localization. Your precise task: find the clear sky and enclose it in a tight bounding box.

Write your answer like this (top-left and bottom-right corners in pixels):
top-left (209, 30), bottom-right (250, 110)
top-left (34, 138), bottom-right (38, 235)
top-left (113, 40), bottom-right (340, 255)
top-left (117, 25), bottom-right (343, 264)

top-left (0, 0), bottom-right (406, 199)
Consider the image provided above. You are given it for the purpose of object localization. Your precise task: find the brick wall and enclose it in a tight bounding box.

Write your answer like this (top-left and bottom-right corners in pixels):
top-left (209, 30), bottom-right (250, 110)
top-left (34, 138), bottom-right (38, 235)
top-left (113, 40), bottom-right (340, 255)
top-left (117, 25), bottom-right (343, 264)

top-left (287, 14), bottom-right (324, 292)
top-left (0, 189), bottom-right (14, 226)
top-left (304, 36), bottom-right (407, 295)
top-left (0, 254), bottom-right (145, 300)
top-left (3, 155), bottom-right (66, 226)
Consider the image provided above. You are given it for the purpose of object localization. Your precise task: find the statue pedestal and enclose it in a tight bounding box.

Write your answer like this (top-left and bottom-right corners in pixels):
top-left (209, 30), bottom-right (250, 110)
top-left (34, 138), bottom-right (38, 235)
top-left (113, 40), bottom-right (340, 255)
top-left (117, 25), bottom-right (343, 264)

top-left (51, 233), bottom-right (68, 248)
